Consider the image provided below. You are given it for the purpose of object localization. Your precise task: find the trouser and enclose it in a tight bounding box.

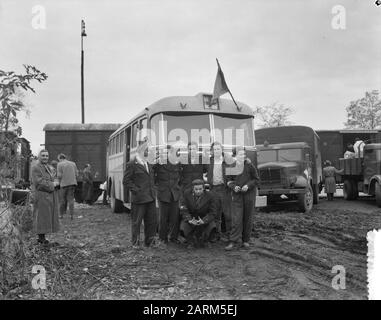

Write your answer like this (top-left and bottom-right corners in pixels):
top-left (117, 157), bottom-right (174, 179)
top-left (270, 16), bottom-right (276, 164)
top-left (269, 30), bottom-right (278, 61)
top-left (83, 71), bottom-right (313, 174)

top-left (158, 200), bottom-right (179, 242)
top-left (327, 193), bottom-right (334, 201)
top-left (230, 193), bottom-right (255, 243)
top-left (211, 185), bottom-right (231, 234)
top-left (131, 201), bottom-right (157, 246)
top-left (59, 185), bottom-right (75, 216)
top-left (180, 220), bottom-right (216, 244)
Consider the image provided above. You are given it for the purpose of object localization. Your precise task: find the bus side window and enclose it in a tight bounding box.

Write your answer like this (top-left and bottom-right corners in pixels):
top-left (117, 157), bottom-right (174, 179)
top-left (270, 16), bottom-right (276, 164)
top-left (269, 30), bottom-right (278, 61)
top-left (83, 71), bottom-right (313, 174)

top-left (131, 122), bottom-right (138, 148)
top-left (139, 118), bottom-right (148, 142)
top-left (116, 134), bottom-right (120, 154)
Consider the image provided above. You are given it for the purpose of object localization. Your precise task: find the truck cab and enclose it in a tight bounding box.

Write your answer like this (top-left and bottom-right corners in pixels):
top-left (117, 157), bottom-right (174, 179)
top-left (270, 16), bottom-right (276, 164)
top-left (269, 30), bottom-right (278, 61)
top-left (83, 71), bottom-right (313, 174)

top-left (257, 142), bottom-right (314, 212)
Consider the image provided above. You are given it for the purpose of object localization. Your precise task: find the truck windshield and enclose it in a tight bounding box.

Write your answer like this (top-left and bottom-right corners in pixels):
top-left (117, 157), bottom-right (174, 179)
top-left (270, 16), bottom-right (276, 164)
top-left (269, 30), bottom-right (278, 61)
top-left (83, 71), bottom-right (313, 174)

top-left (258, 148), bottom-right (303, 164)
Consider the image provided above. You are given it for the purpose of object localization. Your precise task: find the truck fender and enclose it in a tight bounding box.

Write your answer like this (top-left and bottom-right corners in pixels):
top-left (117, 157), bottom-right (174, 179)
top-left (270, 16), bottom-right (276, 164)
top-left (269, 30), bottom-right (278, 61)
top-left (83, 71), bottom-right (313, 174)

top-left (369, 176), bottom-right (381, 195)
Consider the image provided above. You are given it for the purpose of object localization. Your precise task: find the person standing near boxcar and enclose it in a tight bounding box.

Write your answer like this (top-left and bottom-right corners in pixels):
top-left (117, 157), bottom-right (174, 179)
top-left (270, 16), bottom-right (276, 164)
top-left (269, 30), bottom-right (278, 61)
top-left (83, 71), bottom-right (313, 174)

top-left (323, 160), bottom-right (343, 201)
top-left (205, 141), bottom-right (231, 240)
top-left (57, 153), bottom-right (78, 220)
top-left (225, 147), bottom-right (259, 251)
top-left (31, 150), bottom-right (60, 245)
top-left (82, 164), bottom-right (94, 205)
top-left (154, 145), bottom-right (182, 244)
top-left (123, 142), bottom-right (157, 249)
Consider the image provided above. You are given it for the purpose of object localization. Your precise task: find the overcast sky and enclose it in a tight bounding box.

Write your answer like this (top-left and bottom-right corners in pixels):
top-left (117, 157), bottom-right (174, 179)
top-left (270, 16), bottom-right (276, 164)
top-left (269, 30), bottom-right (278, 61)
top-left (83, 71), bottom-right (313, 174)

top-left (1, 0), bottom-right (380, 154)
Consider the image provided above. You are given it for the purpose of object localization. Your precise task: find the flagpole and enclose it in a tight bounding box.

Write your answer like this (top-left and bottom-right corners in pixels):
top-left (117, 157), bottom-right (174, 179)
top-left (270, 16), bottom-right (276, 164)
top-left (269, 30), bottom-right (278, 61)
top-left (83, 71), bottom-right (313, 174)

top-left (81, 20), bottom-right (86, 124)
top-left (215, 58), bottom-right (241, 111)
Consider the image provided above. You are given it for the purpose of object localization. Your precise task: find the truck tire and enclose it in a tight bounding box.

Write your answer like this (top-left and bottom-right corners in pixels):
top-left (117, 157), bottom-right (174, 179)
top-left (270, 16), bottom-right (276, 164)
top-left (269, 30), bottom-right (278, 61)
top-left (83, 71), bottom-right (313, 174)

top-left (376, 182), bottom-right (381, 208)
top-left (343, 180), bottom-right (354, 200)
top-left (351, 180), bottom-right (358, 200)
top-left (312, 183), bottom-right (319, 204)
top-left (298, 186), bottom-right (313, 213)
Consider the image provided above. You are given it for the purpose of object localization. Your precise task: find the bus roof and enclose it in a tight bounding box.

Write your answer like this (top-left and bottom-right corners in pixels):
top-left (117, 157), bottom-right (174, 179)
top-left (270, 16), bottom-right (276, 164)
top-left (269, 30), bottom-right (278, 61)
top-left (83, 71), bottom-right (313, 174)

top-left (110, 93), bottom-right (254, 138)
top-left (43, 123), bottom-right (123, 131)
top-left (256, 142), bottom-right (309, 150)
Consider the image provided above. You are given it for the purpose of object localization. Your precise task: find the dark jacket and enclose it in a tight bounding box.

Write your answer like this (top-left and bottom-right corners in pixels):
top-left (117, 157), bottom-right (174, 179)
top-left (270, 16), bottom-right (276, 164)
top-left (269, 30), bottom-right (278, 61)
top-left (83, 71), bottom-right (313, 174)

top-left (154, 162), bottom-right (181, 203)
top-left (206, 157), bottom-right (228, 187)
top-left (180, 190), bottom-right (217, 224)
top-left (227, 160), bottom-right (260, 201)
top-left (180, 159), bottom-right (207, 191)
top-left (123, 159), bottom-right (156, 204)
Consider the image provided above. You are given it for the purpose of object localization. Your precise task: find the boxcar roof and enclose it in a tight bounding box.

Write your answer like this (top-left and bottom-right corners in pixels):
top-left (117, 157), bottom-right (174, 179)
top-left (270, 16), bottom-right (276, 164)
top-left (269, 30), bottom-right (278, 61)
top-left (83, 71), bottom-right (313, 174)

top-left (43, 123), bottom-right (123, 131)
top-left (316, 129), bottom-right (380, 133)
top-left (110, 93), bottom-right (253, 138)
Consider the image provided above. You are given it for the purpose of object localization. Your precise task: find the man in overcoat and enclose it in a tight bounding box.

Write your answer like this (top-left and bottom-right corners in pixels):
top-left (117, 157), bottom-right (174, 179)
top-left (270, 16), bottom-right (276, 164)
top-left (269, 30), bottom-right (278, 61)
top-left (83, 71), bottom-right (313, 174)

top-left (31, 149), bottom-right (60, 245)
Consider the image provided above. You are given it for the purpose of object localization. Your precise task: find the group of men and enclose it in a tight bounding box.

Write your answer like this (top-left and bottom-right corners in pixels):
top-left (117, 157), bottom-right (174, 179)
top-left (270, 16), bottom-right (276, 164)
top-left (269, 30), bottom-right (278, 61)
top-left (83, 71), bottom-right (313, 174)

top-left (30, 142), bottom-right (259, 250)
top-left (123, 141), bottom-right (260, 251)
top-left (31, 150), bottom-right (79, 244)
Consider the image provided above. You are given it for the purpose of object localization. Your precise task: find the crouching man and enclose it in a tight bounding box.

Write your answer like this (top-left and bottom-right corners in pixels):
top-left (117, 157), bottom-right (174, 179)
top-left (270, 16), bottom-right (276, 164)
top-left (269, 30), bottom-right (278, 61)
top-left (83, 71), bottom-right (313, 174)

top-left (179, 179), bottom-right (217, 248)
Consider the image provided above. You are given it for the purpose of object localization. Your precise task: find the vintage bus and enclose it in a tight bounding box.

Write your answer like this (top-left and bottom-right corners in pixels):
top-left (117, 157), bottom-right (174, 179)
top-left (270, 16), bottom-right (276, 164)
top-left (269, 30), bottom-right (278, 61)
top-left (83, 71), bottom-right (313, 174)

top-left (106, 92), bottom-right (257, 213)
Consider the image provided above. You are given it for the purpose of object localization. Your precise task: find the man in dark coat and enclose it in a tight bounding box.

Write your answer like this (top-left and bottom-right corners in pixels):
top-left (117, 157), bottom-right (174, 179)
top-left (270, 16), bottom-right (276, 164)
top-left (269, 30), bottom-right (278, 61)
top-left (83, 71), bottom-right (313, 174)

top-left (180, 179), bottom-right (217, 248)
top-left (225, 147), bottom-right (259, 250)
top-left (154, 145), bottom-right (182, 244)
top-left (31, 149), bottom-right (60, 245)
top-left (123, 142), bottom-right (157, 248)
top-left (82, 164), bottom-right (94, 204)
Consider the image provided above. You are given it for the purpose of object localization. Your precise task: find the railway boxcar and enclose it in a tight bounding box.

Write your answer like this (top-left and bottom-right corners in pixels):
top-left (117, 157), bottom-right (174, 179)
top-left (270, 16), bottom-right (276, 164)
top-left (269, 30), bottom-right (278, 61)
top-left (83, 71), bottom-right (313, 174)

top-left (44, 123), bottom-right (122, 203)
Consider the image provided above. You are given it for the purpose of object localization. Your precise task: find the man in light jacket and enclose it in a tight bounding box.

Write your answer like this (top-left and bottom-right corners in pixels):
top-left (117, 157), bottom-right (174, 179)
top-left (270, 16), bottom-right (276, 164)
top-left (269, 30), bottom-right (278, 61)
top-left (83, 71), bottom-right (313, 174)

top-left (57, 153), bottom-right (78, 219)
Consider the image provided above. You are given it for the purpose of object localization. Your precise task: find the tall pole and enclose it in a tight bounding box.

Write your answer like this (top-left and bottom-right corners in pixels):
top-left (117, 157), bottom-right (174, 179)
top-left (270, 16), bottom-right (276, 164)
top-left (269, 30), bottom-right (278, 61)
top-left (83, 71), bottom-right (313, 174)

top-left (81, 20), bottom-right (87, 124)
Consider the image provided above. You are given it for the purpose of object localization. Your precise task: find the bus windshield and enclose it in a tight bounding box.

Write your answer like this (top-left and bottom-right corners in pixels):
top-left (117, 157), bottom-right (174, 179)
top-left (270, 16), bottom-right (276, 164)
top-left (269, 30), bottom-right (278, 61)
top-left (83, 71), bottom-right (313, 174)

top-left (150, 113), bottom-right (254, 146)
top-left (150, 113), bottom-right (211, 145)
top-left (258, 149), bottom-right (303, 164)
top-left (213, 115), bottom-right (254, 146)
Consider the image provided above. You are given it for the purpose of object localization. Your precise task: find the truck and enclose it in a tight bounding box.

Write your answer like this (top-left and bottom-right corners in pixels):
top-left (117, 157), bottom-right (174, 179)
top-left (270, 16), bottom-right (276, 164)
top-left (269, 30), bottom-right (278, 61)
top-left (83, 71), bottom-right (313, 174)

top-left (44, 123), bottom-right (122, 203)
top-left (338, 143), bottom-right (381, 207)
top-left (255, 126), bottom-right (323, 212)
top-left (316, 129), bottom-right (381, 168)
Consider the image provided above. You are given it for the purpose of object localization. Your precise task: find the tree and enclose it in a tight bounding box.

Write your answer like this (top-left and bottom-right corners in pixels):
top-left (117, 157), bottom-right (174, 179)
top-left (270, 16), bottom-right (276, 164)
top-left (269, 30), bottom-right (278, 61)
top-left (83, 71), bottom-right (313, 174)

top-left (0, 65), bottom-right (47, 185)
top-left (254, 102), bottom-right (294, 128)
top-left (0, 65), bottom-right (47, 134)
top-left (344, 90), bottom-right (381, 130)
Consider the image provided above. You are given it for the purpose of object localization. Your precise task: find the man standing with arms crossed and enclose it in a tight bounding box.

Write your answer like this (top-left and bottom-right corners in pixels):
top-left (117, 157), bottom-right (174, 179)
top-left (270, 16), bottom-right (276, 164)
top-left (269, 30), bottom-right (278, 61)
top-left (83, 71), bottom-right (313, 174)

top-left (57, 153), bottom-right (78, 220)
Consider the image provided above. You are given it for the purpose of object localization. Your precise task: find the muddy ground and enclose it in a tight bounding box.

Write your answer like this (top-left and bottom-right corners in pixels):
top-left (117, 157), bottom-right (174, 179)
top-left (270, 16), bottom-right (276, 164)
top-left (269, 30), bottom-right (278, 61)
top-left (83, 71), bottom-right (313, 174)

top-left (4, 193), bottom-right (381, 300)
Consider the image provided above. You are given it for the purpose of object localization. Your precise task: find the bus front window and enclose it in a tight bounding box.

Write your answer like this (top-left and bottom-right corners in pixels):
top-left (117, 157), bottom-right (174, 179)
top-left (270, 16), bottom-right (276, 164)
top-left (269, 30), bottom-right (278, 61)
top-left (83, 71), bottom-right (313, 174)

top-left (150, 113), bottom-right (211, 145)
top-left (213, 115), bottom-right (254, 147)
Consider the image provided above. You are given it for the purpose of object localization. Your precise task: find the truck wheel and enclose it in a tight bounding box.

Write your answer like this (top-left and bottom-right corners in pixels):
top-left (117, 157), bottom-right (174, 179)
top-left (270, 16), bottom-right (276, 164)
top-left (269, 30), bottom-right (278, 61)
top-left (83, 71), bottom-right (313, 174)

top-left (312, 183), bottom-right (319, 205)
top-left (352, 180), bottom-right (358, 200)
top-left (375, 182), bottom-right (381, 208)
top-left (343, 180), bottom-right (354, 200)
top-left (298, 186), bottom-right (313, 213)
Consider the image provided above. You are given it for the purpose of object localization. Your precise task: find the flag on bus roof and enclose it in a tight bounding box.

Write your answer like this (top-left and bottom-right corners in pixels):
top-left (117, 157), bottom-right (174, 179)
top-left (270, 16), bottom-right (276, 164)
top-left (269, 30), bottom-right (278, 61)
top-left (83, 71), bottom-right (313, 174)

top-left (212, 59), bottom-right (229, 101)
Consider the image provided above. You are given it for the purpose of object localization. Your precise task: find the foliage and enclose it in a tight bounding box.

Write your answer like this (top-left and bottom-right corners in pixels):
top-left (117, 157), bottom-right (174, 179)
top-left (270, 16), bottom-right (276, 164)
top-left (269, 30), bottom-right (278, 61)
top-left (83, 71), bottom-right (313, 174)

top-left (344, 90), bottom-right (381, 130)
top-left (0, 65), bottom-right (47, 133)
top-left (253, 103), bottom-right (294, 128)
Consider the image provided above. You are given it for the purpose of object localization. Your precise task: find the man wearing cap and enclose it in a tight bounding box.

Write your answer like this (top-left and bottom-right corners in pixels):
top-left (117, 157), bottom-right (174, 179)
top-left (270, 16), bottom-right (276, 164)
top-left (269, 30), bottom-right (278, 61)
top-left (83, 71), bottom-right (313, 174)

top-left (179, 179), bottom-right (217, 248)
top-left (123, 142), bottom-right (157, 248)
